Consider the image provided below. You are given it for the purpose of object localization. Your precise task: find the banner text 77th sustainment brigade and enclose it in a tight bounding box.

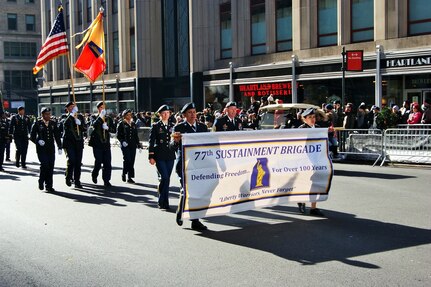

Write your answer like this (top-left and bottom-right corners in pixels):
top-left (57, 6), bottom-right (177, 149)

top-left (180, 129), bottom-right (334, 220)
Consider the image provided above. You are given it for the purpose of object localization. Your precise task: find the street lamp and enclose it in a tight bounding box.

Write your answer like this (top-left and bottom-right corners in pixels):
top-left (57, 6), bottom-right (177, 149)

top-left (229, 62), bottom-right (234, 102)
top-left (375, 45), bottom-right (383, 107)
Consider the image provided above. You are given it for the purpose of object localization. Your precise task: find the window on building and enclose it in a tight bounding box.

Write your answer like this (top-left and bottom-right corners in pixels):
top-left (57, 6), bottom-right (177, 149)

top-left (318, 0), bottom-right (337, 47)
top-left (162, 0), bottom-right (190, 77)
top-left (130, 28), bottom-right (136, 71)
top-left (26, 15), bottom-right (36, 31)
top-left (112, 0), bottom-right (118, 14)
top-left (276, 0), bottom-right (292, 52)
top-left (220, 2), bottom-right (232, 59)
top-left (408, 0), bottom-right (431, 36)
top-left (8, 14), bottom-right (17, 30)
top-left (351, 0), bottom-right (374, 43)
top-left (87, 0), bottom-right (92, 23)
top-left (130, 0), bottom-right (134, 8)
top-left (47, 8), bottom-right (51, 32)
top-left (26, 0), bottom-right (35, 3)
top-left (4, 70), bottom-right (36, 90)
top-left (129, 1), bottom-right (135, 28)
top-left (113, 31), bottom-right (119, 73)
top-left (7, 0), bottom-right (17, 2)
top-left (251, 0), bottom-right (266, 55)
top-left (4, 42), bottom-right (37, 59)
top-left (65, 1), bottom-right (70, 29)
top-left (78, 0), bottom-right (83, 25)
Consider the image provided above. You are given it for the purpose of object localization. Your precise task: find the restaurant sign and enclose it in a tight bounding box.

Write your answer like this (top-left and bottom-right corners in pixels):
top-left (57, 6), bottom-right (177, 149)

top-left (238, 82), bottom-right (292, 97)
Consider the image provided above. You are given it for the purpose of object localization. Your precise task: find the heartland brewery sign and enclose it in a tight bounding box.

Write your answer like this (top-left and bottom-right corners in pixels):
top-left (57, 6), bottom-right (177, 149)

top-left (238, 82), bottom-right (292, 97)
top-left (383, 55), bottom-right (431, 68)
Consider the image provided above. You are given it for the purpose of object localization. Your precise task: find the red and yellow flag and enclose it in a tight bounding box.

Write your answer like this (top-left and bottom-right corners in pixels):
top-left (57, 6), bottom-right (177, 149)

top-left (74, 11), bottom-right (106, 83)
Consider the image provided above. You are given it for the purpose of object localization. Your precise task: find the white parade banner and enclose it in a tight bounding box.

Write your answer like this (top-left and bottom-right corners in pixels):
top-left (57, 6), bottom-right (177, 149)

top-left (180, 128), bottom-right (333, 220)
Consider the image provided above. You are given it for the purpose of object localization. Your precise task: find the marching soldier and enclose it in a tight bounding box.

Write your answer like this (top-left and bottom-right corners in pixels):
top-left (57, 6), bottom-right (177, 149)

top-left (30, 107), bottom-right (62, 192)
top-left (62, 102), bottom-right (86, 188)
top-left (171, 102), bottom-right (209, 231)
top-left (213, 101), bottom-right (243, 131)
top-left (9, 106), bottom-right (31, 168)
top-left (88, 101), bottom-right (115, 187)
top-left (296, 108), bottom-right (324, 217)
top-left (116, 109), bottom-right (143, 184)
top-left (0, 110), bottom-right (11, 172)
top-left (148, 105), bottom-right (176, 210)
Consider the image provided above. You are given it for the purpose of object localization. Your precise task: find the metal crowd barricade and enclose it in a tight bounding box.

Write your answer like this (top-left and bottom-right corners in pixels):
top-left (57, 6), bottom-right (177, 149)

top-left (137, 127), bottom-right (151, 148)
top-left (381, 128), bottom-right (431, 165)
top-left (335, 128), bottom-right (383, 166)
top-left (396, 124), bottom-right (431, 129)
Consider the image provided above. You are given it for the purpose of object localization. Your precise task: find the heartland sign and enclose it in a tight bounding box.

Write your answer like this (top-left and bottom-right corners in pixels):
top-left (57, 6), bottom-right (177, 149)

top-left (383, 56), bottom-right (431, 68)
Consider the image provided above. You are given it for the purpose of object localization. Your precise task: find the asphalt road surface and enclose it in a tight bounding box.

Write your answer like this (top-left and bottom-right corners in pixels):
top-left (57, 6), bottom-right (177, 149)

top-left (1, 143), bottom-right (430, 287)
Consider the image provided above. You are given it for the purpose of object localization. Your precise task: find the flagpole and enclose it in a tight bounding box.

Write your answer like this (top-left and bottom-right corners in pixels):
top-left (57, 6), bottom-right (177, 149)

top-left (67, 52), bottom-right (76, 103)
top-left (67, 50), bottom-right (80, 135)
top-left (102, 75), bottom-right (105, 106)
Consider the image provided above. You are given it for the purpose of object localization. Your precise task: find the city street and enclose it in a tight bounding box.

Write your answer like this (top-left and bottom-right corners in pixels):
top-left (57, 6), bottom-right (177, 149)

top-left (1, 143), bottom-right (430, 287)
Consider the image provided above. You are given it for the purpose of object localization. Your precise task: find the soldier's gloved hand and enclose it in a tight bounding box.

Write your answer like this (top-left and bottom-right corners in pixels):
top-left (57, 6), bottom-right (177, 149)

top-left (75, 118), bottom-right (81, 125)
top-left (72, 106), bottom-right (78, 114)
top-left (122, 141), bottom-right (128, 148)
top-left (58, 149), bottom-right (63, 155)
top-left (102, 122), bottom-right (109, 130)
top-left (38, 139), bottom-right (45, 146)
top-left (100, 109), bottom-right (107, 117)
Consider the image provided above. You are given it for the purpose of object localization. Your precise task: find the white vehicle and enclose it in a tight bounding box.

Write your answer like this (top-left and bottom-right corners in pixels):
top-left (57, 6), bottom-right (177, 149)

top-left (258, 103), bottom-right (319, 129)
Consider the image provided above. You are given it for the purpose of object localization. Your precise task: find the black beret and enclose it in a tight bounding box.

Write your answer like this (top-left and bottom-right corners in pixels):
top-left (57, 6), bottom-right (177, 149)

top-left (41, 107), bottom-right (51, 114)
top-left (181, 102), bottom-right (196, 114)
top-left (157, 105), bottom-right (171, 113)
top-left (122, 109), bottom-right (132, 117)
top-left (96, 101), bottom-right (104, 108)
top-left (65, 101), bottom-right (75, 108)
top-left (325, 104), bottom-right (334, 110)
top-left (225, 101), bottom-right (237, 108)
top-left (17, 106), bottom-right (25, 111)
top-left (302, 108), bottom-right (315, 117)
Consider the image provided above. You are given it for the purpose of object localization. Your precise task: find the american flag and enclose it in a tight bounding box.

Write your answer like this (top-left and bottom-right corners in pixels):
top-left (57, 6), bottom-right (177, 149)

top-left (33, 9), bottom-right (69, 74)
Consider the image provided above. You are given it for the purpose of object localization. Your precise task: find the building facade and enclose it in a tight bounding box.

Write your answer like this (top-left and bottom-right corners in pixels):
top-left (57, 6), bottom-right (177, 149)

top-left (0, 0), bottom-right (41, 115)
top-left (199, 0), bottom-right (431, 111)
top-left (38, 0), bottom-right (431, 115)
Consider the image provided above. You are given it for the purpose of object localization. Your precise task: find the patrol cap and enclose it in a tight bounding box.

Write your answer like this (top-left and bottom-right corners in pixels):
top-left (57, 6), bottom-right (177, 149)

top-left (17, 106), bottom-right (25, 111)
top-left (122, 109), bottom-right (132, 117)
top-left (65, 101), bottom-right (75, 108)
top-left (181, 102), bottom-right (196, 114)
top-left (301, 108), bottom-right (315, 117)
top-left (96, 101), bottom-right (104, 108)
top-left (40, 107), bottom-right (51, 114)
top-left (157, 104), bottom-right (171, 113)
top-left (225, 101), bottom-right (237, 108)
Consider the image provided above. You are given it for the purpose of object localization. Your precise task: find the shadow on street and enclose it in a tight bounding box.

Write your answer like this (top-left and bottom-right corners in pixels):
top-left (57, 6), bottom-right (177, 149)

top-left (198, 206), bottom-right (431, 268)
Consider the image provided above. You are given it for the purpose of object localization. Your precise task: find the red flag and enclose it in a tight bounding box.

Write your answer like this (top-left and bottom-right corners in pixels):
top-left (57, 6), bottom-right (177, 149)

top-left (74, 12), bottom-right (106, 83)
top-left (33, 8), bottom-right (68, 74)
